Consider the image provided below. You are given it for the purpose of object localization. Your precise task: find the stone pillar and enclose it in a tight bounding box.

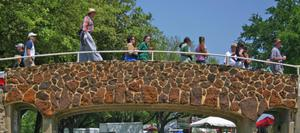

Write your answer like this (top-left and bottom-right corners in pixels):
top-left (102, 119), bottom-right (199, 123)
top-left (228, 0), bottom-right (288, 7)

top-left (0, 90), bottom-right (8, 133)
top-left (4, 104), bottom-right (20, 133)
top-left (295, 96), bottom-right (300, 133)
top-left (42, 117), bottom-right (57, 133)
top-left (236, 118), bottom-right (256, 133)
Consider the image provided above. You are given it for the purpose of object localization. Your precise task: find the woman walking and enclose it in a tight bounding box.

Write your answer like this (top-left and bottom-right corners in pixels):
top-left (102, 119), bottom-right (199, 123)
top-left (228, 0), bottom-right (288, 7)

top-left (195, 36), bottom-right (208, 64)
top-left (79, 8), bottom-right (103, 62)
top-left (124, 36), bottom-right (138, 62)
top-left (138, 35), bottom-right (151, 61)
top-left (179, 37), bottom-right (193, 62)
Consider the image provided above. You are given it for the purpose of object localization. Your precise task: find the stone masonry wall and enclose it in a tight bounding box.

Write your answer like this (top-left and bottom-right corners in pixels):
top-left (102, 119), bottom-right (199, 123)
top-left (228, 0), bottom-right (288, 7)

top-left (0, 89), bottom-right (7, 133)
top-left (4, 61), bottom-right (298, 121)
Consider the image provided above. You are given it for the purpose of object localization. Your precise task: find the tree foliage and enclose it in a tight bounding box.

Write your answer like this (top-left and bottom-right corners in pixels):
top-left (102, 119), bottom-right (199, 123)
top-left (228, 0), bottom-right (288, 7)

top-left (0, 0), bottom-right (166, 69)
top-left (240, 0), bottom-right (300, 73)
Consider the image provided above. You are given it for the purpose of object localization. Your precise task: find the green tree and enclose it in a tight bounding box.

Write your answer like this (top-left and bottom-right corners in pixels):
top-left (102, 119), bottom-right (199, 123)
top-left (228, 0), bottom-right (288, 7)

top-left (0, 0), bottom-right (166, 69)
top-left (240, 0), bottom-right (300, 73)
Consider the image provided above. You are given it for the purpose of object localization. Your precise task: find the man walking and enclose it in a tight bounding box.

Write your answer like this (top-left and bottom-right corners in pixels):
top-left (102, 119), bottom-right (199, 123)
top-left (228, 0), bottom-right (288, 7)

top-left (224, 43), bottom-right (237, 66)
top-left (24, 32), bottom-right (37, 67)
top-left (270, 39), bottom-right (286, 74)
top-left (14, 43), bottom-right (25, 67)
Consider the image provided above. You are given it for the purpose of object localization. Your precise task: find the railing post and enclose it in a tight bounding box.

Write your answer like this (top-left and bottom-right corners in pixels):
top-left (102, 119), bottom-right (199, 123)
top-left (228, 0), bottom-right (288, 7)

top-left (77, 52), bottom-right (80, 62)
top-left (151, 51), bottom-right (154, 61)
top-left (226, 55), bottom-right (230, 66)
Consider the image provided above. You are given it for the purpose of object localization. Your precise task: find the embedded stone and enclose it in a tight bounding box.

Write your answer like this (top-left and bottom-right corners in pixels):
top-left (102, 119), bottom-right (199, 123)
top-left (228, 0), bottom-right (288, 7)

top-left (191, 88), bottom-right (202, 105)
top-left (142, 85), bottom-right (157, 104)
top-left (23, 89), bottom-right (36, 104)
top-left (207, 74), bottom-right (216, 83)
top-left (5, 90), bottom-right (22, 103)
top-left (262, 90), bottom-right (271, 99)
top-left (270, 91), bottom-right (282, 107)
top-left (104, 89), bottom-right (114, 104)
top-left (200, 81), bottom-right (211, 88)
top-left (35, 100), bottom-right (51, 114)
top-left (81, 92), bottom-right (92, 106)
top-left (240, 97), bottom-right (258, 120)
top-left (59, 89), bottom-right (71, 110)
top-left (72, 93), bottom-right (81, 107)
top-left (66, 80), bottom-right (79, 93)
top-left (39, 81), bottom-right (51, 90)
top-left (284, 86), bottom-right (294, 93)
top-left (273, 83), bottom-right (284, 92)
top-left (204, 87), bottom-right (220, 107)
top-left (125, 91), bottom-right (134, 103)
top-left (214, 79), bottom-right (224, 88)
top-left (18, 84), bottom-right (31, 93)
top-left (169, 88), bottom-right (180, 103)
top-left (180, 91), bottom-right (189, 104)
top-left (115, 84), bottom-right (126, 103)
top-left (283, 100), bottom-right (296, 108)
top-left (230, 101), bottom-right (240, 112)
top-left (220, 92), bottom-right (229, 110)
top-left (159, 93), bottom-right (168, 103)
top-left (257, 99), bottom-right (268, 115)
top-left (92, 88), bottom-right (105, 104)
top-left (36, 91), bottom-right (49, 101)
top-left (129, 81), bottom-right (140, 92)
top-left (33, 73), bottom-right (43, 83)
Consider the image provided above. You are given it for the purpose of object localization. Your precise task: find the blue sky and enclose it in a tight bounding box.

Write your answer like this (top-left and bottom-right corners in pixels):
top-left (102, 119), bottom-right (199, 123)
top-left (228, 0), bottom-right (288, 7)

top-left (136, 0), bottom-right (276, 58)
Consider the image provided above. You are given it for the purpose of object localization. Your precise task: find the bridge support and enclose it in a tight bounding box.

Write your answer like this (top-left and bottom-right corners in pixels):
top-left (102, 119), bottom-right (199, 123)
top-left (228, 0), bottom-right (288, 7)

top-left (295, 96), bottom-right (300, 133)
top-left (236, 118), bottom-right (256, 133)
top-left (4, 104), bottom-right (20, 133)
top-left (42, 117), bottom-right (57, 133)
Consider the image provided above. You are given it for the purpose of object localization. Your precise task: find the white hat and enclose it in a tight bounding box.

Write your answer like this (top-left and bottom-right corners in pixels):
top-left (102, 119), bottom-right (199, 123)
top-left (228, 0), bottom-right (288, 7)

top-left (15, 43), bottom-right (24, 48)
top-left (88, 8), bottom-right (96, 14)
top-left (28, 32), bottom-right (37, 38)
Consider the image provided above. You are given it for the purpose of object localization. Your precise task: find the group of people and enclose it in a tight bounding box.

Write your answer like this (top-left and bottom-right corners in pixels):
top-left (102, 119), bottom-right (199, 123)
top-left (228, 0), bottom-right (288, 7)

top-left (177, 36), bottom-right (286, 74)
top-left (13, 8), bottom-right (287, 75)
top-left (14, 32), bottom-right (38, 67)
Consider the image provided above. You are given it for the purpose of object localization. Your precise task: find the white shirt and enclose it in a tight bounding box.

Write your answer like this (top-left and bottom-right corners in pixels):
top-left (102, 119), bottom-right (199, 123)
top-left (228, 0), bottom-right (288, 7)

top-left (224, 51), bottom-right (236, 66)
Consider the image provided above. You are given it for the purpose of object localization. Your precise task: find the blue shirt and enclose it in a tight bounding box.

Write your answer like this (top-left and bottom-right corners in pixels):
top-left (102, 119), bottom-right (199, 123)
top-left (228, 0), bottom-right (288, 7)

top-left (24, 40), bottom-right (35, 58)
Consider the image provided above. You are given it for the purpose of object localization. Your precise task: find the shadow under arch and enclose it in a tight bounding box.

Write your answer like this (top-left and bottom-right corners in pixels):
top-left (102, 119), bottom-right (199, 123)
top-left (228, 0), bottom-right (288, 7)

top-left (259, 107), bottom-right (295, 133)
top-left (54, 104), bottom-right (245, 126)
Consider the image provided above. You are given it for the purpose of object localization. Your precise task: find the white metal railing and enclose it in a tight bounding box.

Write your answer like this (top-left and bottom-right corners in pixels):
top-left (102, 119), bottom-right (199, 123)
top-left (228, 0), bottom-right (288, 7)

top-left (0, 50), bottom-right (299, 68)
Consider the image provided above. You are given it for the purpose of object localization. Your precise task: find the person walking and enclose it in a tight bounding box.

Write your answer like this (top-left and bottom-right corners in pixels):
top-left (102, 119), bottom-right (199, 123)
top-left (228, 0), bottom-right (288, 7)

top-left (243, 47), bottom-right (251, 69)
top-left (270, 39), bottom-right (286, 74)
top-left (14, 43), bottom-right (25, 67)
top-left (24, 32), bottom-right (37, 67)
top-left (124, 36), bottom-right (138, 62)
top-left (138, 35), bottom-right (151, 61)
top-left (79, 8), bottom-right (103, 62)
top-left (195, 36), bottom-right (208, 64)
top-left (224, 43), bottom-right (237, 66)
top-left (235, 41), bottom-right (245, 68)
top-left (179, 37), bottom-right (192, 62)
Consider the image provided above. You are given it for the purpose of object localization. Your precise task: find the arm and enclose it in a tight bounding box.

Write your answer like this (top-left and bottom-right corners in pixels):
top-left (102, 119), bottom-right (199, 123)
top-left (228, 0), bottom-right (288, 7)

top-left (127, 44), bottom-right (137, 55)
top-left (82, 16), bottom-right (89, 32)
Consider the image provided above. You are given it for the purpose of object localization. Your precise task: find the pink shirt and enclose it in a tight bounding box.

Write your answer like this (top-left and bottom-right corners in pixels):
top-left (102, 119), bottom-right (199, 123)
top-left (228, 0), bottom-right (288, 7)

top-left (82, 16), bottom-right (94, 32)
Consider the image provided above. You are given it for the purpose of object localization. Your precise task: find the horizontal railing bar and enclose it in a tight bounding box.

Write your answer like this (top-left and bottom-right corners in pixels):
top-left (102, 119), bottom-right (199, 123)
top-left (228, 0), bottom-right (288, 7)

top-left (0, 50), bottom-right (298, 68)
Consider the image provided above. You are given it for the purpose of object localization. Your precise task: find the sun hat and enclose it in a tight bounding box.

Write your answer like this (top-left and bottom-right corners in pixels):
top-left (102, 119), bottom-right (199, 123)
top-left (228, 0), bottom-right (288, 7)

top-left (88, 8), bottom-right (96, 14)
top-left (28, 32), bottom-right (37, 38)
top-left (15, 43), bottom-right (24, 48)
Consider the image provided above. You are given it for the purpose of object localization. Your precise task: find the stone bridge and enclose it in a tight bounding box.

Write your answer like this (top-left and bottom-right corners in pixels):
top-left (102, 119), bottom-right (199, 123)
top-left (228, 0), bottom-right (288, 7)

top-left (1, 61), bottom-right (299, 133)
